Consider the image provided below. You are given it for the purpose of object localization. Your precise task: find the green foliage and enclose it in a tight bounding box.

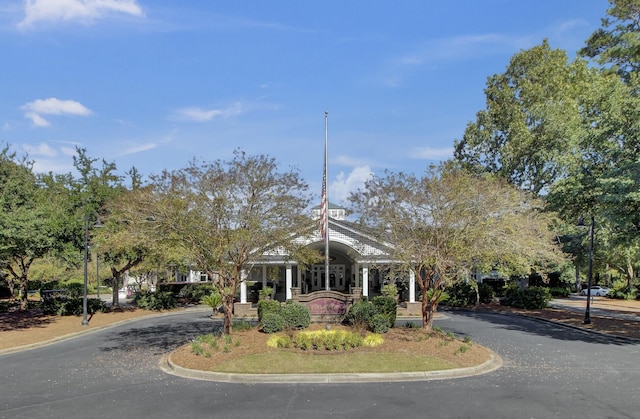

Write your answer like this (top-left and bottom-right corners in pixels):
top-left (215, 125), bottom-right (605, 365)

top-left (257, 299), bottom-right (281, 321)
top-left (133, 291), bottom-right (177, 311)
top-left (548, 287), bottom-right (571, 297)
top-left (232, 319), bottom-right (253, 332)
top-left (281, 301), bottom-right (311, 329)
top-left (200, 290), bottom-right (222, 312)
top-left (372, 296), bottom-right (397, 328)
top-left (258, 286), bottom-right (274, 301)
top-left (180, 283), bottom-right (215, 302)
top-left (345, 297), bottom-right (396, 333)
top-left (478, 283), bottom-right (494, 303)
top-left (344, 299), bottom-right (377, 330)
top-left (260, 312), bottom-right (285, 334)
top-left (63, 282), bottom-right (84, 298)
top-left (291, 329), bottom-right (372, 351)
top-left (500, 285), bottom-right (551, 309)
top-left (369, 313), bottom-right (391, 334)
top-left (444, 282), bottom-right (476, 307)
top-left (380, 282), bottom-right (398, 298)
top-left (41, 296), bottom-right (106, 316)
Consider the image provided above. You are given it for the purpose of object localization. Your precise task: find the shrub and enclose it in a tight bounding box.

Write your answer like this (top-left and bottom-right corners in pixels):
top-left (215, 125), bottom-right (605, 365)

top-left (369, 313), bottom-right (391, 334)
top-left (257, 299), bottom-right (281, 321)
top-left (445, 282), bottom-right (475, 307)
top-left (501, 285), bottom-right (551, 309)
top-left (281, 301), bottom-right (311, 330)
top-left (344, 299), bottom-right (376, 330)
top-left (134, 291), bottom-right (177, 311)
top-left (372, 296), bottom-right (397, 327)
top-left (260, 312), bottom-right (285, 334)
top-left (200, 291), bottom-right (222, 312)
top-left (380, 282), bottom-right (398, 299)
top-left (180, 283), bottom-right (215, 302)
top-left (478, 283), bottom-right (494, 304)
top-left (63, 282), bottom-right (84, 298)
top-left (548, 287), bottom-right (570, 297)
top-left (259, 286), bottom-right (274, 301)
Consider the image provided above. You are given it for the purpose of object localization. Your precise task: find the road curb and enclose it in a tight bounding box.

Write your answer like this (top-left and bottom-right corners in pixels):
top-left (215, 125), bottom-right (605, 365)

top-left (159, 349), bottom-right (503, 384)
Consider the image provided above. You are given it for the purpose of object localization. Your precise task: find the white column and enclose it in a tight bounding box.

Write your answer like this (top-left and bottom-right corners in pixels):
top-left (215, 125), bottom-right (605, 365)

top-left (362, 265), bottom-right (369, 297)
top-left (296, 266), bottom-right (302, 288)
top-left (286, 264), bottom-right (292, 300)
top-left (409, 270), bottom-right (416, 303)
top-left (262, 265), bottom-right (267, 287)
top-left (354, 264), bottom-right (360, 288)
top-left (240, 270), bottom-right (247, 304)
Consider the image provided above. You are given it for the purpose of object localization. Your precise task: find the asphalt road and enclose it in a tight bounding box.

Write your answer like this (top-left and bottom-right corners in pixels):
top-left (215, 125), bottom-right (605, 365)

top-left (1, 310), bottom-right (638, 419)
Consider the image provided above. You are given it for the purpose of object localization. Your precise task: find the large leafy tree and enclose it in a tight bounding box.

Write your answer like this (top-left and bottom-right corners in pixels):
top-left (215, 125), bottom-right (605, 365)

top-left (580, 0), bottom-right (640, 82)
top-left (147, 151), bottom-right (315, 334)
top-left (349, 164), bottom-right (565, 329)
top-left (0, 146), bottom-right (74, 309)
top-left (454, 40), bottom-right (588, 195)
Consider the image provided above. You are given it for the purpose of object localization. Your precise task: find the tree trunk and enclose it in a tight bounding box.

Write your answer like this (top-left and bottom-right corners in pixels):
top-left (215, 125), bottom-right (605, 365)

top-left (575, 265), bottom-right (581, 293)
top-left (19, 278), bottom-right (28, 311)
top-left (111, 268), bottom-right (121, 308)
top-left (222, 298), bottom-right (234, 335)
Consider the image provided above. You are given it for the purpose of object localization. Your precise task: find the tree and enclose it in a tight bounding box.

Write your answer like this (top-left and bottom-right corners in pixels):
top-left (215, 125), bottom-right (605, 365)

top-left (454, 41), bottom-right (589, 195)
top-left (349, 164), bottom-right (566, 329)
top-left (580, 0), bottom-right (640, 82)
top-left (0, 146), bottom-right (74, 309)
top-left (147, 151), bottom-right (314, 334)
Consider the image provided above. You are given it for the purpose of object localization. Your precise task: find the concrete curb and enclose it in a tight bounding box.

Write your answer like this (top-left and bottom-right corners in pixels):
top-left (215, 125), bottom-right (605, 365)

top-left (159, 351), bottom-right (503, 384)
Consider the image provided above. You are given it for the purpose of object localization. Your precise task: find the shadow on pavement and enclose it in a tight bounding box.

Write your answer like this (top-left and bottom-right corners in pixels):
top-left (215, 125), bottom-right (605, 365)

top-left (98, 313), bottom-right (222, 355)
top-left (440, 308), bottom-right (640, 347)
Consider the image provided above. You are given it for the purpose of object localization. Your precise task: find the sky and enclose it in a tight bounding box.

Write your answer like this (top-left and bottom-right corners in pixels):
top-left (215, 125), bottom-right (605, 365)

top-left (0, 0), bottom-right (610, 205)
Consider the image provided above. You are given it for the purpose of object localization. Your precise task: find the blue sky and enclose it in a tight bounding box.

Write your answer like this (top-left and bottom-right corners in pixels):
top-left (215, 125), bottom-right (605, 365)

top-left (0, 0), bottom-right (608, 204)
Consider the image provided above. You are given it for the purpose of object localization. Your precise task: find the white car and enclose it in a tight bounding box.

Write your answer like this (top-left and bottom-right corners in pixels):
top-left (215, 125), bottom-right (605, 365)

top-left (580, 286), bottom-right (610, 297)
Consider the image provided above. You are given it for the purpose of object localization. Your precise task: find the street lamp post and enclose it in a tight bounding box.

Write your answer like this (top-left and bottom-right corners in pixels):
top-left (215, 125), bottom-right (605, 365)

top-left (584, 215), bottom-right (595, 325)
top-left (82, 215), bottom-right (89, 326)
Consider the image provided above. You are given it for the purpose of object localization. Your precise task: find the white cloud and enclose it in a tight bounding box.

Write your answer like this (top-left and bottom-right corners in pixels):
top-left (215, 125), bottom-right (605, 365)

top-left (18, 0), bottom-right (143, 29)
top-left (24, 111), bottom-right (50, 127)
top-left (173, 102), bottom-right (245, 122)
top-left (21, 97), bottom-right (92, 127)
top-left (22, 142), bottom-right (57, 157)
top-left (330, 165), bottom-right (373, 203)
top-left (411, 146), bottom-right (453, 160)
top-left (120, 142), bottom-right (157, 156)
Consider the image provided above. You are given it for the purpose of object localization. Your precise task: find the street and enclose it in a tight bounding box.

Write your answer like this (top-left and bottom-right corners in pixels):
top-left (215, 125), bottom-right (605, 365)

top-left (1, 310), bottom-right (638, 418)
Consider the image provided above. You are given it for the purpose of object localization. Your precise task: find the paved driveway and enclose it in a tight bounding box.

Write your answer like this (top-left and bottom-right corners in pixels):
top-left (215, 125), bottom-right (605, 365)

top-left (1, 310), bottom-right (638, 419)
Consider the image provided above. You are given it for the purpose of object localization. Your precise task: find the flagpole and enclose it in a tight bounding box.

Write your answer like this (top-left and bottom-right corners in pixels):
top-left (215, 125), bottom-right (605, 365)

top-left (324, 111), bottom-right (330, 291)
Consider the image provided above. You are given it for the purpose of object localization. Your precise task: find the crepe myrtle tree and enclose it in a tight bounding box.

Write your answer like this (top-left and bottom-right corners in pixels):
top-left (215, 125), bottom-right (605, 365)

top-left (349, 163), bottom-right (566, 330)
top-left (145, 150), bottom-right (316, 334)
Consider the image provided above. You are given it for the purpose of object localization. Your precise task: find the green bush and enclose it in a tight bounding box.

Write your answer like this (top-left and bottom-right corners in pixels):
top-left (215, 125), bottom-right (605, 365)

top-left (344, 297), bottom-right (396, 333)
top-left (372, 296), bottom-right (397, 327)
top-left (380, 282), bottom-right (398, 298)
top-left (180, 283), bottom-right (215, 302)
top-left (501, 285), bottom-right (551, 309)
top-left (257, 299), bottom-right (281, 321)
top-left (344, 299), bottom-right (376, 330)
top-left (63, 282), bottom-right (84, 298)
top-left (134, 291), bottom-right (177, 311)
top-left (200, 291), bottom-right (222, 312)
top-left (369, 313), bottom-right (391, 334)
top-left (281, 301), bottom-right (311, 329)
top-left (478, 283), bottom-right (494, 304)
top-left (444, 282), bottom-right (475, 307)
top-left (260, 312), bottom-right (285, 333)
top-left (41, 297), bottom-right (106, 316)
top-left (548, 287), bottom-right (571, 297)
